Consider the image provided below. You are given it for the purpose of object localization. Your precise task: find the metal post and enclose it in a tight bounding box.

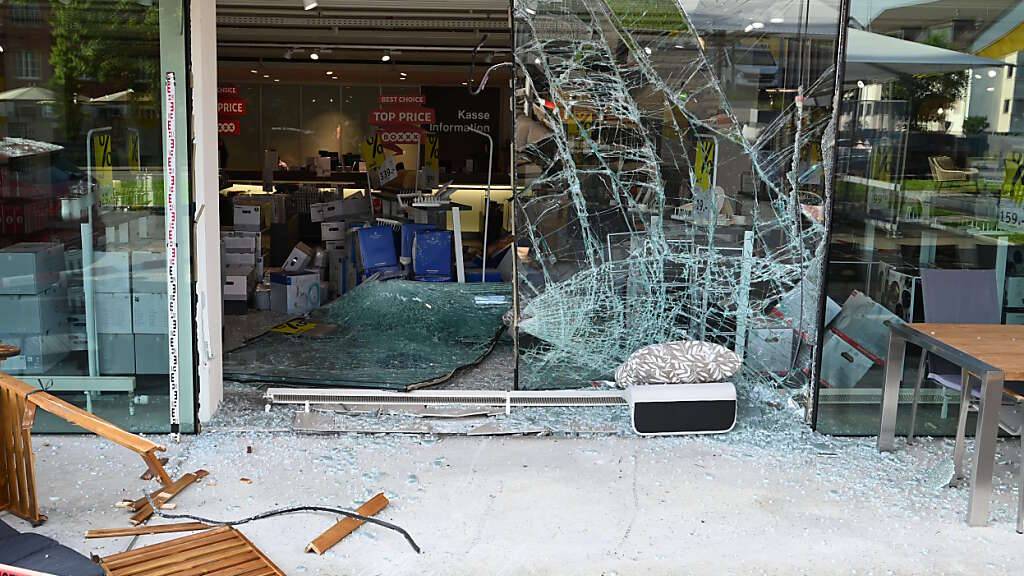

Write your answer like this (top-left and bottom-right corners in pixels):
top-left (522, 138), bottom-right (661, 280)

top-left (735, 231), bottom-right (754, 358)
top-left (952, 369), bottom-right (971, 486)
top-left (878, 330), bottom-right (906, 451)
top-left (467, 127), bottom-right (494, 281)
top-left (967, 369), bottom-right (1004, 526)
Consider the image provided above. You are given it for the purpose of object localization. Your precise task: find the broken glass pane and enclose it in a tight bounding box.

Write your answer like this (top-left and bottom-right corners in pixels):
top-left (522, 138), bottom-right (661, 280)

top-left (512, 0), bottom-right (843, 410)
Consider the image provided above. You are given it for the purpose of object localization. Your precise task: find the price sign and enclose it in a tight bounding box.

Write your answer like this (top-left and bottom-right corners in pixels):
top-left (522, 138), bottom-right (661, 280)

top-left (999, 205), bottom-right (1024, 230)
top-left (376, 155), bottom-right (398, 185)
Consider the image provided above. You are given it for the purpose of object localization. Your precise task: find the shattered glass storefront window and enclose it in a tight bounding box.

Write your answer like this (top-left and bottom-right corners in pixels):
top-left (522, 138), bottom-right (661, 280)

top-left (818, 0), bottom-right (1024, 435)
top-left (513, 0), bottom-right (844, 409)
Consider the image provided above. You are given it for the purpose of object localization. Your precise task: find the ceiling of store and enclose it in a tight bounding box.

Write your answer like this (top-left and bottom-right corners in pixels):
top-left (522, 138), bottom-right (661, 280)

top-left (215, 0), bottom-right (512, 69)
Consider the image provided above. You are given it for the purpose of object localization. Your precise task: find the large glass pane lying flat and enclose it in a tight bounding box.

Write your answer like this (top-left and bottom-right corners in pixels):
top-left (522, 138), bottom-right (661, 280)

top-left (224, 280), bottom-right (512, 390)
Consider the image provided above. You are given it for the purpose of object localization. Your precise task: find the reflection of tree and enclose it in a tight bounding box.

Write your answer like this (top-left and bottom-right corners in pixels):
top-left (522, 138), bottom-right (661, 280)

top-left (47, 0), bottom-right (159, 142)
top-left (889, 34), bottom-right (968, 131)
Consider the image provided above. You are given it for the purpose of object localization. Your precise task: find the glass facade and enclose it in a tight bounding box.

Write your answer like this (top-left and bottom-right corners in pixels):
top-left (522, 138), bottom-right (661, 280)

top-left (513, 0), bottom-right (844, 395)
top-left (0, 0), bottom-right (192, 433)
top-left (817, 0), bottom-right (1024, 434)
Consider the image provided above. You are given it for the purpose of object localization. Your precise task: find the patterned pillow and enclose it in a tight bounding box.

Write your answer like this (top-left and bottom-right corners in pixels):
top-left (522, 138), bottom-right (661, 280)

top-left (615, 341), bottom-right (742, 386)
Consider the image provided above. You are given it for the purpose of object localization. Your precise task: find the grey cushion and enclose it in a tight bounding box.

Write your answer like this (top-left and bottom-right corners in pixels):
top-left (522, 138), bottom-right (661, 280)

top-left (615, 341), bottom-right (742, 386)
top-left (0, 519), bottom-right (105, 576)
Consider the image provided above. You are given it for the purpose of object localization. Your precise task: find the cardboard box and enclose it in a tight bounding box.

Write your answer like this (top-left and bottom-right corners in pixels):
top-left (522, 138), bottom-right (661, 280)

top-left (223, 251), bottom-right (258, 267)
top-left (311, 195), bottom-right (371, 222)
top-left (105, 221), bottom-right (132, 245)
top-left (95, 292), bottom-right (133, 333)
top-left (93, 251), bottom-right (132, 293)
top-left (0, 329), bottom-right (70, 374)
top-left (321, 222), bottom-right (345, 241)
top-left (234, 204), bottom-right (265, 232)
top-left (0, 283), bottom-right (68, 334)
top-left (324, 239), bottom-right (345, 252)
top-left (223, 265), bottom-right (257, 302)
top-left (131, 250), bottom-right (167, 293)
top-left (99, 333), bottom-right (135, 374)
top-left (282, 242), bottom-right (315, 273)
top-left (221, 230), bottom-right (261, 253)
top-left (134, 334), bottom-right (169, 374)
top-left (132, 292), bottom-right (167, 334)
top-left (270, 272), bottom-right (321, 314)
top-left (0, 242), bottom-right (64, 294)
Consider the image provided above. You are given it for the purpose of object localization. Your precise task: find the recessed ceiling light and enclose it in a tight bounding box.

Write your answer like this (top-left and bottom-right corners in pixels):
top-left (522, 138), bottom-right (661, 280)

top-left (310, 52), bottom-right (319, 61)
top-left (975, 74), bottom-right (983, 79)
top-left (533, 57), bottom-right (541, 65)
top-left (987, 86), bottom-right (995, 92)
top-left (263, 74), bottom-right (270, 79)
top-left (987, 69), bottom-right (998, 78)
top-left (382, 53), bottom-right (391, 62)
top-left (250, 69), bottom-right (258, 74)
top-left (643, 46), bottom-right (653, 55)
top-left (302, 0), bottom-right (318, 10)
top-left (274, 78), bottom-right (280, 82)
top-left (461, 81), bottom-right (468, 86)
top-left (326, 71), bottom-right (334, 75)
top-left (857, 80), bottom-right (865, 88)
top-left (770, 17), bottom-right (784, 23)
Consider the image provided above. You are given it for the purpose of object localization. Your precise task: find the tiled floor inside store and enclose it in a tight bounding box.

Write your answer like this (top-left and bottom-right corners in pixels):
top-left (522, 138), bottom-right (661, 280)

top-left (8, 382), bottom-right (1024, 575)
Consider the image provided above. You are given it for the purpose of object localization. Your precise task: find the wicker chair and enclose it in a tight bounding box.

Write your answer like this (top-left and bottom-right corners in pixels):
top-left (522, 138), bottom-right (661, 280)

top-left (929, 155), bottom-right (980, 192)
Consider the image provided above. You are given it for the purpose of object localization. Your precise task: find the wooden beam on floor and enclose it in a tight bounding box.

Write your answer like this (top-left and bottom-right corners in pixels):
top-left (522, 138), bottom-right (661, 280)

top-left (305, 492), bottom-right (389, 555)
top-left (129, 470), bottom-right (209, 525)
top-left (86, 522), bottom-right (216, 539)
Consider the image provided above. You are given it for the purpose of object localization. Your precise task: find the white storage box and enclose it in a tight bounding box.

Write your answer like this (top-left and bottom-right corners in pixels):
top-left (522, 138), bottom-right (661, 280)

top-left (132, 292), bottom-right (167, 334)
top-left (223, 265), bottom-right (257, 302)
top-left (626, 382), bottom-right (736, 436)
top-left (234, 205), bottom-right (265, 232)
top-left (321, 222), bottom-right (345, 241)
top-left (282, 242), bottom-right (315, 273)
top-left (0, 283), bottom-right (68, 334)
top-left (134, 334), bottom-right (169, 374)
top-left (95, 293), bottom-right (133, 333)
top-left (92, 251), bottom-right (132, 293)
top-left (0, 329), bottom-right (70, 374)
top-left (0, 242), bottom-right (64, 295)
top-left (324, 240), bottom-right (345, 252)
top-left (223, 251), bottom-right (258, 267)
top-left (131, 250), bottom-right (166, 293)
top-left (221, 230), bottom-right (261, 254)
top-left (99, 333), bottom-right (135, 374)
top-left (270, 272), bottom-right (321, 314)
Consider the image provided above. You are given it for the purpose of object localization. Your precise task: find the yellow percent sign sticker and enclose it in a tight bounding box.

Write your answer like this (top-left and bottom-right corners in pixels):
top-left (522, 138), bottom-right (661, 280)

top-left (270, 318), bottom-right (319, 335)
top-left (92, 131), bottom-right (113, 189)
top-left (695, 137), bottom-right (716, 191)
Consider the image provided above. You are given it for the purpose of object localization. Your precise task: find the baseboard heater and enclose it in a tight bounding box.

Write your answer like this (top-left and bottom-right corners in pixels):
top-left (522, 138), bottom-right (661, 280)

top-left (266, 384), bottom-right (737, 436)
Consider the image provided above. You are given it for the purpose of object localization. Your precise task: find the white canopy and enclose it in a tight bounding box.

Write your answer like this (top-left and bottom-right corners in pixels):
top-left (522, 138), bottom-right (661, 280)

top-left (0, 86), bottom-right (56, 102)
top-left (845, 28), bottom-right (1007, 83)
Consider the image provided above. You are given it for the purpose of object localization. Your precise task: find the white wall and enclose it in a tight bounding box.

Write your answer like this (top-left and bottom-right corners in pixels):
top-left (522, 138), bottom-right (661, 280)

top-left (191, 0), bottom-right (224, 424)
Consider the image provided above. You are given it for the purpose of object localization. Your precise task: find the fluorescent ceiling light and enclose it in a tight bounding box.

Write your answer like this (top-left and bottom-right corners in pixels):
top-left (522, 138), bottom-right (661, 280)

top-left (303, 0), bottom-right (318, 10)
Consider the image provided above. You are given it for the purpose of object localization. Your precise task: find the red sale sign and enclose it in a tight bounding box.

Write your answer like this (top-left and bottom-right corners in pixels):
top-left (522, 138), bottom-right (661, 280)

top-left (217, 98), bottom-right (247, 116)
top-left (218, 119), bottom-right (241, 135)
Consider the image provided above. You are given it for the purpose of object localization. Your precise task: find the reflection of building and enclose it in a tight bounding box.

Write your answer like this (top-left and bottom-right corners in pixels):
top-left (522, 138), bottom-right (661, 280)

top-left (968, 5), bottom-right (1024, 133)
top-left (0, 2), bottom-right (54, 140)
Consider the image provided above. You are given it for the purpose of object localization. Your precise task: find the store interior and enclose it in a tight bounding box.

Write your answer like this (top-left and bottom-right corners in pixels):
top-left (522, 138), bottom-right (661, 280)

top-left (214, 0), bottom-right (519, 391)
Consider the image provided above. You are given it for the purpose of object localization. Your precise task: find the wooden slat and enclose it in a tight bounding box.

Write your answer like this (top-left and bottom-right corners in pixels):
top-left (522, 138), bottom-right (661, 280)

top-left (86, 522), bottom-right (215, 539)
top-left (0, 372), bottom-right (165, 454)
top-left (129, 469), bottom-right (209, 525)
top-left (305, 492), bottom-right (389, 554)
top-left (101, 527), bottom-right (285, 576)
top-left (910, 323), bottom-right (1024, 380)
top-left (0, 383), bottom-right (44, 524)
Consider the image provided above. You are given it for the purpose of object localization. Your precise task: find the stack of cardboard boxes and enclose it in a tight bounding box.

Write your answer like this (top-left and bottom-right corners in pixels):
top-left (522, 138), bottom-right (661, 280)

top-left (0, 243), bottom-right (69, 374)
top-left (311, 194), bottom-right (368, 299)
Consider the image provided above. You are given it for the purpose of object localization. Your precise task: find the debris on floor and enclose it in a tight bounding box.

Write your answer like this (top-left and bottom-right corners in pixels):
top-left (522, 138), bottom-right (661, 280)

top-left (128, 469), bottom-right (209, 525)
top-left (85, 522), bottom-right (215, 539)
top-left (99, 526), bottom-right (286, 576)
top-left (306, 492), bottom-right (389, 555)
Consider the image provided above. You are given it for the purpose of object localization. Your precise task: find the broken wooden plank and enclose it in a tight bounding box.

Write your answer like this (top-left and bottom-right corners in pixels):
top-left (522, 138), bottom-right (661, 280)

top-left (305, 492), bottom-right (389, 555)
top-left (86, 522), bottom-right (216, 539)
top-left (140, 454), bottom-right (171, 483)
top-left (100, 526), bottom-right (285, 576)
top-left (129, 469), bottom-right (209, 525)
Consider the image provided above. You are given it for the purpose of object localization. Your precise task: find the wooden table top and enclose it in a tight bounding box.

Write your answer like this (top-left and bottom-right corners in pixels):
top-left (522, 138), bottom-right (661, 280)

top-left (909, 323), bottom-right (1024, 380)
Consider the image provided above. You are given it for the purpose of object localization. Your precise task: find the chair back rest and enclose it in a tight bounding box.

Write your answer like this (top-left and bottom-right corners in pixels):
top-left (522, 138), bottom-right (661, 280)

top-left (928, 156), bottom-right (942, 178)
top-left (920, 268), bottom-right (1000, 324)
top-left (936, 156), bottom-right (955, 170)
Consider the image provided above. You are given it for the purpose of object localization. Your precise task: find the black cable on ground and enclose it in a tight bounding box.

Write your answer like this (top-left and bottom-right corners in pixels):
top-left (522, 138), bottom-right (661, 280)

top-left (143, 492), bottom-right (421, 553)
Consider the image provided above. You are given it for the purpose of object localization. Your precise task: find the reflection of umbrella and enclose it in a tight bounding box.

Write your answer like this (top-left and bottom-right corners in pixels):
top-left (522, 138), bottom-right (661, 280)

top-left (845, 28), bottom-right (1007, 83)
top-left (0, 86), bottom-right (56, 102)
top-left (0, 137), bottom-right (63, 160)
top-left (87, 88), bottom-right (152, 103)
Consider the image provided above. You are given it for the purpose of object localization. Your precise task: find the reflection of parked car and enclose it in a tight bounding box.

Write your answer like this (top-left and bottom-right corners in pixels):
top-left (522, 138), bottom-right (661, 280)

top-left (726, 45), bottom-right (781, 88)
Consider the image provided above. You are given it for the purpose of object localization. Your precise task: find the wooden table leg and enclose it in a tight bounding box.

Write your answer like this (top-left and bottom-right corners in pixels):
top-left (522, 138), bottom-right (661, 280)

top-left (142, 450), bottom-right (173, 487)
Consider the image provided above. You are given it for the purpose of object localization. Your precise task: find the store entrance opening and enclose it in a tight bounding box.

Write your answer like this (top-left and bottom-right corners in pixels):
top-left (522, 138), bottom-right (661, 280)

top-left (213, 1), bottom-right (516, 391)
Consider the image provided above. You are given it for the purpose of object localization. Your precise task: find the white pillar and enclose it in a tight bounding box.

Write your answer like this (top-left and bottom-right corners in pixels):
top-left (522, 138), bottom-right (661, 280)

top-left (191, 1), bottom-right (223, 424)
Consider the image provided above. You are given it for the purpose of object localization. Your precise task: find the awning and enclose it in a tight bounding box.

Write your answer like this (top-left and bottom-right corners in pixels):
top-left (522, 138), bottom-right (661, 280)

top-left (0, 86), bottom-right (56, 102)
top-left (845, 28), bottom-right (1008, 83)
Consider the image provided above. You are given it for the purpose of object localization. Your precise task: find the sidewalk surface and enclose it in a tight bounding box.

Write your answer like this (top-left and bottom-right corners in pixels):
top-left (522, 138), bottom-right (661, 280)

top-left (7, 388), bottom-right (1023, 576)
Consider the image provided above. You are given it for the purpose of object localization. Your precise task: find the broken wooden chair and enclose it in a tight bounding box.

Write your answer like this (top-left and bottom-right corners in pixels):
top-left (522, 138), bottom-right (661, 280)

top-left (0, 359), bottom-right (176, 526)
